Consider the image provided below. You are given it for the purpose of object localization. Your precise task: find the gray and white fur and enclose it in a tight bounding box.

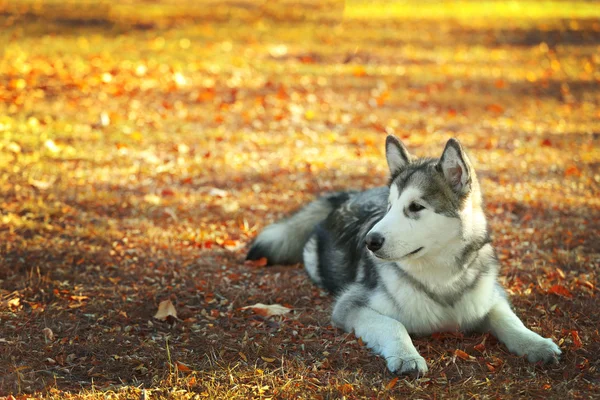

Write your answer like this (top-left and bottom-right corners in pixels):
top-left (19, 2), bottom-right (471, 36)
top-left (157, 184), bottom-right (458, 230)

top-left (247, 135), bottom-right (561, 375)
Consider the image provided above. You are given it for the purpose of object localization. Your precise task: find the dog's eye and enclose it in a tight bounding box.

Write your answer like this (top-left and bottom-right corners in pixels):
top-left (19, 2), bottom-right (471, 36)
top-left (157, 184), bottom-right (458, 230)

top-left (408, 202), bottom-right (425, 212)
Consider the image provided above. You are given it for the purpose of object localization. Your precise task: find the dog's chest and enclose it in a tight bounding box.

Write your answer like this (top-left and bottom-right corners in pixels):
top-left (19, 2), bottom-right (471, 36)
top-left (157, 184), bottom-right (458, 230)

top-left (372, 267), bottom-right (496, 335)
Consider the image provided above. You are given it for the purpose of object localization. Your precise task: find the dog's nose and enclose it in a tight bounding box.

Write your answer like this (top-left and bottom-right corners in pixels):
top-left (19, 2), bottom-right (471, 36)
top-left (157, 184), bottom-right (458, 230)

top-left (365, 232), bottom-right (385, 252)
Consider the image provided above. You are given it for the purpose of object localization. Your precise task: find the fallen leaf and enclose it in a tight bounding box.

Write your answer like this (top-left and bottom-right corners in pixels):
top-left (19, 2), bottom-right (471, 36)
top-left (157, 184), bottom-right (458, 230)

top-left (44, 139), bottom-right (60, 153)
top-left (7, 298), bottom-right (20, 310)
top-left (261, 356), bottom-right (276, 363)
top-left (352, 65), bottom-right (367, 77)
top-left (571, 330), bottom-right (582, 349)
top-left (154, 300), bottom-right (178, 321)
top-left (241, 303), bottom-right (291, 317)
top-left (385, 377), bottom-right (399, 390)
top-left (548, 284), bottom-right (573, 298)
top-left (175, 361), bottom-right (193, 372)
top-left (338, 383), bottom-right (354, 395)
top-left (454, 349), bottom-right (471, 360)
top-left (474, 336), bottom-right (486, 352)
top-left (7, 142), bottom-right (21, 153)
top-left (42, 327), bottom-right (55, 342)
top-left (485, 104), bottom-right (504, 114)
top-left (564, 165), bottom-right (581, 177)
top-left (245, 257), bottom-right (268, 267)
top-left (239, 352), bottom-right (248, 362)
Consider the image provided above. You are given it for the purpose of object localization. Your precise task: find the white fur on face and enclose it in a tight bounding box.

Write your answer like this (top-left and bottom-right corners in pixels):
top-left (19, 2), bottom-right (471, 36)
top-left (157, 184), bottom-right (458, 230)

top-left (368, 185), bottom-right (461, 261)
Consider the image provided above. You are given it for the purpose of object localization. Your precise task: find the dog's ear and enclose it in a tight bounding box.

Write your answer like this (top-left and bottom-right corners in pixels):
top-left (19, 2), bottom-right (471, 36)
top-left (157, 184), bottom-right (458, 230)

top-left (437, 138), bottom-right (473, 195)
top-left (386, 135), bottom-right (411, 174)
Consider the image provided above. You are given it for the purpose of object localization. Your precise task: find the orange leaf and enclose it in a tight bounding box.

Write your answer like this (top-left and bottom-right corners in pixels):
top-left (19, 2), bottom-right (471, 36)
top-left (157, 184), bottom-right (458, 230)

top-left (197, 88), bottom-right (215, 102)
top-left (338, 383), bottom-right (354, 395)
top-left (541, 138), bottom-right (552, 147)
top-left (564, 165), bottom-right (581, 177)
top-left (454, 349), bottom-right (470, 360)
top-left (175, 361), bottom-right (192, 372)
top-left (548, 284), bottom-right (573, 298)
top-left (485, 104), bottom-right (504, 114)
top-left (485, 362), bottom-right (496, 372)
top-left (352, 66), bottom-right (367, 77)
top-left (245, 257), bottom-right (268, 267)
top-left (385, 377), bottom-right (399, 390)
top-left (571, 330), bottom-right (582, 349)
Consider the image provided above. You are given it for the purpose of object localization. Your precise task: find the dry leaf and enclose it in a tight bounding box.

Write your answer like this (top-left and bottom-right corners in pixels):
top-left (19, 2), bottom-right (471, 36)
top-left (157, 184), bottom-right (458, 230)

top-left (154, 300), bottom-right (178, 321)
top-left (242, 303), bottom-right (291, 317)
top-left (385, 377), bottom-right (399, 390)
top-left (454, 349), bottom-right (471, 360)
top-left (261, 356), bottom-right (276, 363)
top-left (338, 383), bottom-right (354, 395)
top-left (175, 361), bottom-right (192, 372)
top-left (548, 284), bottom-right (573, 298)
top-left (30, 179), bottom-right (54, 190)
top-left (7, 298), bottom-right (20, 310)
top-left (571, 330), bottom-right (582, 349)
top-left (42, 327), bottom-right (55, 342)
top-left (245, 257), bottom-right (268, 267)
top-left (474, 335), bottom-right (487, 352)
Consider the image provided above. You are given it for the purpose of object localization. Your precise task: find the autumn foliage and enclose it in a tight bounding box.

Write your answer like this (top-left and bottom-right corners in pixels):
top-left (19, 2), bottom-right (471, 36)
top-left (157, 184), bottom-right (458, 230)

top-left (0, 0), bottom-right (599, 398)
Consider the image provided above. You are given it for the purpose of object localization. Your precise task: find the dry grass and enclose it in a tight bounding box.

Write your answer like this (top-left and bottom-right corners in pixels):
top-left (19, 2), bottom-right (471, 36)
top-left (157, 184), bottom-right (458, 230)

top-left (0, 1), bottom-right (599, 398)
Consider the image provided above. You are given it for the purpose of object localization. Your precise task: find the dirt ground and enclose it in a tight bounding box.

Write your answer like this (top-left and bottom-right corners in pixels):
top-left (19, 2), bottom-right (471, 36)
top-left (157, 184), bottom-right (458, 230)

top-left (0, 1), bottom-right (599, 398)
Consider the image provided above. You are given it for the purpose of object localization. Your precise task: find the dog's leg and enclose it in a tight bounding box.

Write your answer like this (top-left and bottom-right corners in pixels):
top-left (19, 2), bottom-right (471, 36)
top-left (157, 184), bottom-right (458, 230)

top-left (332, 284), bottom-right (428, 375)
top-left (485, 299), bottom-right (561, 363)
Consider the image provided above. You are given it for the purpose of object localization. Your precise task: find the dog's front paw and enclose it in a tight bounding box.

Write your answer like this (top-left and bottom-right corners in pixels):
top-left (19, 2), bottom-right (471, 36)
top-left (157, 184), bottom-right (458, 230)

top-left (386, 354), bottom-right (428, 376)
top-left (524, 337), bottom-right (561, 364)
top-left (506, 334), bottom-right (561, 364)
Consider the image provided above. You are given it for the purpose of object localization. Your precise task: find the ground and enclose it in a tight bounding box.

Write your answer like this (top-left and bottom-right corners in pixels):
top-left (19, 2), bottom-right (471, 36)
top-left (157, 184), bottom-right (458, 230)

top-left (0, 1), bottom-right (599, 399)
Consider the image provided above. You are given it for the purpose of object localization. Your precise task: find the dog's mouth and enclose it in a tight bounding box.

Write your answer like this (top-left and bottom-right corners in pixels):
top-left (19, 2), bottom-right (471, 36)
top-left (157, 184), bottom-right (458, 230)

top-left (372, 246), bottom-right (424, 260)
top-left (403, 247), bottom-right (424, 258)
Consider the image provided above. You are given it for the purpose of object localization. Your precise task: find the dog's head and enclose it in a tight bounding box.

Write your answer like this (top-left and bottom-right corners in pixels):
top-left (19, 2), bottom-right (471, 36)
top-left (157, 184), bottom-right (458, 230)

top-left (365, 135), bottom-right (486, 263)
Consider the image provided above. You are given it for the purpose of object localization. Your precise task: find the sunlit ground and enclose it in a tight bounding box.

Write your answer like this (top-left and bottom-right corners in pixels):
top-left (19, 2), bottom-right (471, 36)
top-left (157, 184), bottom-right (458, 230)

top-left (0, 1), bottom-right (599, 398)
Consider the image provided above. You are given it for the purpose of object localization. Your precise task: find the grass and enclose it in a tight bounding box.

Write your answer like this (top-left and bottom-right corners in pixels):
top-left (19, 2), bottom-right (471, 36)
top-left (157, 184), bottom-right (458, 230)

top-left (0, 0), bottom-right (599, 398)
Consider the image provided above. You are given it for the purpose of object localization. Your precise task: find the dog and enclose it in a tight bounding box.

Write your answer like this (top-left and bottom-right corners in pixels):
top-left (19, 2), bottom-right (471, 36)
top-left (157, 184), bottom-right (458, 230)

top-left (247, 135), bottom-right (561, 375)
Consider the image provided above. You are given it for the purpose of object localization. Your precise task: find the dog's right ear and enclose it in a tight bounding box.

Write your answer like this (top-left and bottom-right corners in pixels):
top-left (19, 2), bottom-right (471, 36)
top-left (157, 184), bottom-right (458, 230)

top-left (386, 135), bottom-right (411, 174)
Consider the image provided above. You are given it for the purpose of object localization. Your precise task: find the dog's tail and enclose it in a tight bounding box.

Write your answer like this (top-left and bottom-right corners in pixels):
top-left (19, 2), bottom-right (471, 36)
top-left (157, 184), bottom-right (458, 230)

top-left (246, 191), bottom-right (354, 265)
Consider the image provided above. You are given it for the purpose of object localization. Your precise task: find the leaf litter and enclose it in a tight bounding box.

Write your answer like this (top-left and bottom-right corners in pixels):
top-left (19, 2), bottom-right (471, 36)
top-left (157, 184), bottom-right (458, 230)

top-left (0, 0), bottom-right (599, 398)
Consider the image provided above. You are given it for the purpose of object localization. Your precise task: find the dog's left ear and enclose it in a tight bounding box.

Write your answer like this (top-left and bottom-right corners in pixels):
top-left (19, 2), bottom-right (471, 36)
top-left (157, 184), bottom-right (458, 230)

top-left (437, 139), bottom-right (473, 195)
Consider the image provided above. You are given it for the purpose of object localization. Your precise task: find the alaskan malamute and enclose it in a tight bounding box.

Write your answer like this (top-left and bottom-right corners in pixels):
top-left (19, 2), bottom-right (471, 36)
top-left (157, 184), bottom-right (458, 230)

top-left (247, 136), bottom-right (561, 375)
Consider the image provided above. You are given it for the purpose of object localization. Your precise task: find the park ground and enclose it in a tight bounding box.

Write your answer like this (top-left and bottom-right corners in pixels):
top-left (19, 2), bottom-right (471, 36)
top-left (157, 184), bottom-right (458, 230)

top-left (0, 1), bottom-right (599, 398)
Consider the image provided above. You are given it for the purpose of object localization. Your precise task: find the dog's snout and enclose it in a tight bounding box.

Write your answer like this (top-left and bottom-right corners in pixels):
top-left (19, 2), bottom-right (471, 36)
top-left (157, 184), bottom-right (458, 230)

top-left (365, 232), bottom-right (385, 252)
